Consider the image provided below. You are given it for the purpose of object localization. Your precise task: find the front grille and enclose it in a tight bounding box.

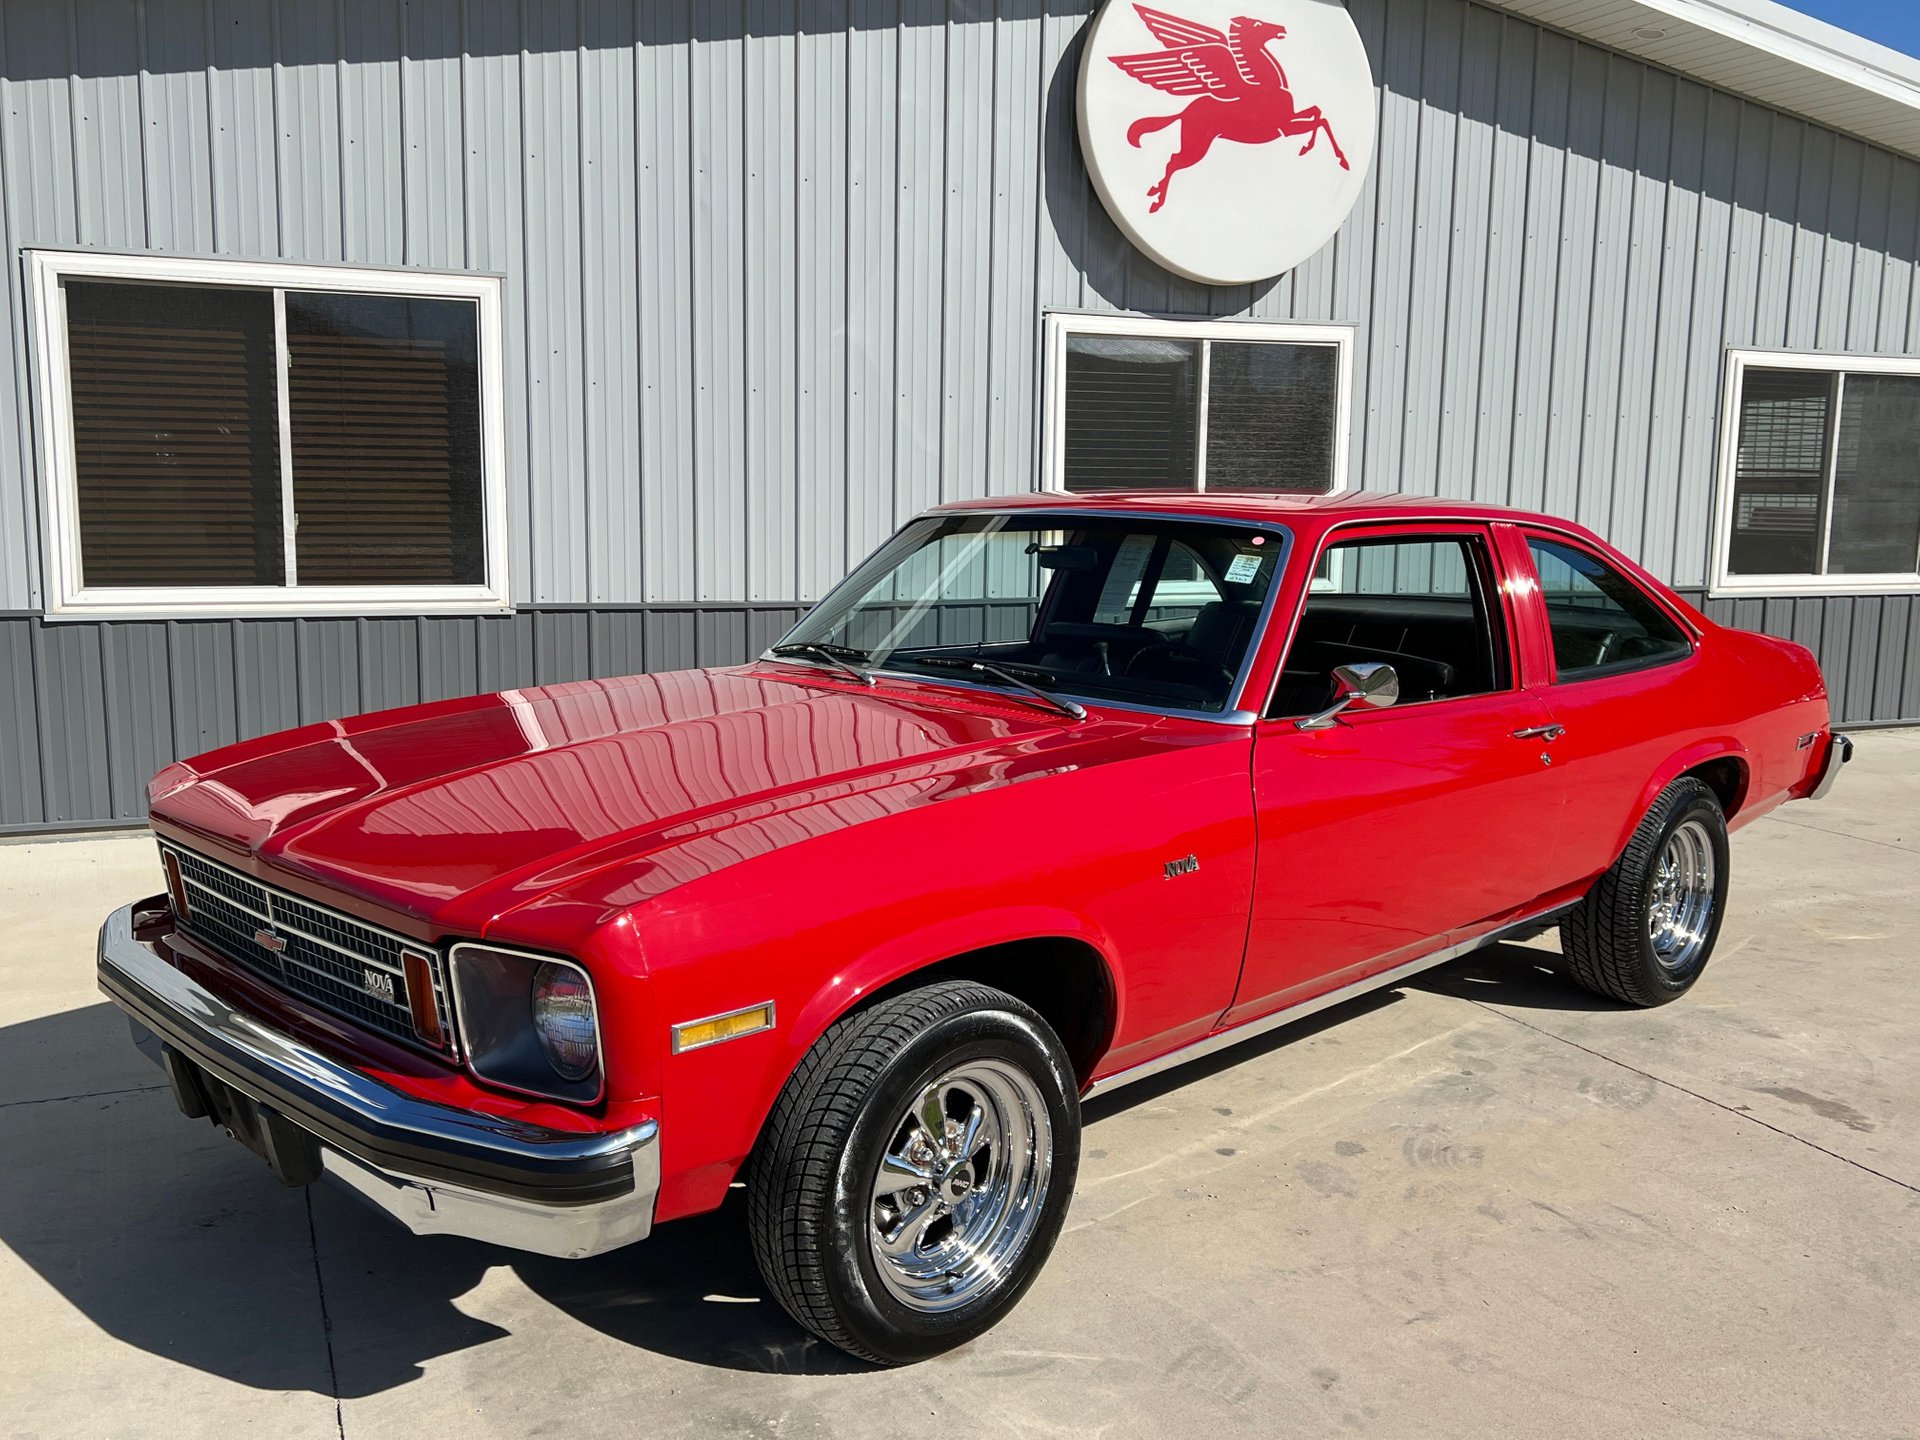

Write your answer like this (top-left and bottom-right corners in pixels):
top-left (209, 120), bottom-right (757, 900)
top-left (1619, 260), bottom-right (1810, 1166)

top-left (162, 842), bottom-right (456, 1058)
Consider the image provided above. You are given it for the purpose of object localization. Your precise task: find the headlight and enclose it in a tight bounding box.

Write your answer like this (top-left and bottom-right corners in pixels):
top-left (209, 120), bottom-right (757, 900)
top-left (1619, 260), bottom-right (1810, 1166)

top-left (531, 962), bottom-right (597, 1081)
top-left (448, 944), bottom-right (602, 1103)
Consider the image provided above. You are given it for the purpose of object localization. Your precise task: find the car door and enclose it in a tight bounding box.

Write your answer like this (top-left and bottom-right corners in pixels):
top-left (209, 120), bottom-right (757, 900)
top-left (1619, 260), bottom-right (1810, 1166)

top-left (1226, 524), bottom-right (1570, 1026)
top-left (1504, 528), bottom-right (1703, 886)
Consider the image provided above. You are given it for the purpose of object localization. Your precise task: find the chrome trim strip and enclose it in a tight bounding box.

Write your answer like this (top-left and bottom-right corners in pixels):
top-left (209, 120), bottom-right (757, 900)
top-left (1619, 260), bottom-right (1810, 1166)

top-left (671, 999), bottom-right (778, 1054)
top-left (1083, 903), bottom-right (1574, 1099)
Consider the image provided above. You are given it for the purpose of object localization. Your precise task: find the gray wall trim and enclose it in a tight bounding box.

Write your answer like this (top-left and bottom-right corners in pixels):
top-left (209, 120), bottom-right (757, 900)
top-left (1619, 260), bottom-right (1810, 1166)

top-left (1, 595), bottom-right (1911, 834)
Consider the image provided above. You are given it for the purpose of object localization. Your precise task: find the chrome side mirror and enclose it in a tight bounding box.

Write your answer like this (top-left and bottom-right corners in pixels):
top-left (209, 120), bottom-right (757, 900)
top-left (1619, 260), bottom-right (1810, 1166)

top-left (1295, 661), bottom-right (1399, 731)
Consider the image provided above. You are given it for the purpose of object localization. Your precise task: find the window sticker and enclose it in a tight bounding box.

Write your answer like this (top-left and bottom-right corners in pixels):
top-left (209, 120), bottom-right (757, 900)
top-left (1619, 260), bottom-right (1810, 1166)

top-left (1224, 551), bottom-right (1263, 585)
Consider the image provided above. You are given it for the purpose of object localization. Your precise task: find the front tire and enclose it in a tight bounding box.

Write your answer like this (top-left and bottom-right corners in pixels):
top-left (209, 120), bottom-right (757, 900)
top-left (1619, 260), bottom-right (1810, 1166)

top-left (747, 980), bottom-right (1081, 1365)
top-left (1560, 775), bottom-right (1730, 1007)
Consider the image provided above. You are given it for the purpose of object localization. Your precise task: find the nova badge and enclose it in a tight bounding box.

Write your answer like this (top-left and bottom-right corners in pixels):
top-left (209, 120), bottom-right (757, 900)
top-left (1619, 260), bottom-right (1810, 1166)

top-left (253, 927), bottom-right (288, 954)
top-left (1163, 853), bottom-right (1200, 880)
top-left (362, 968), bottom-right (396, 1004)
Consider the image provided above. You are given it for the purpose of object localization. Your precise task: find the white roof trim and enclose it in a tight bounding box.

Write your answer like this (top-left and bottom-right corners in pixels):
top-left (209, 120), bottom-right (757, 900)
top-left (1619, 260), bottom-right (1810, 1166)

top-left (1481, 0), bottom-right (1920, 159)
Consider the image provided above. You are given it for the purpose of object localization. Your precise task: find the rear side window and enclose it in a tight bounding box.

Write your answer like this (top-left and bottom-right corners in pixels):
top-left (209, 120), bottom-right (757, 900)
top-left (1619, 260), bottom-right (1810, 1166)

top-left (1527, 538), bottom-right (1691, 680)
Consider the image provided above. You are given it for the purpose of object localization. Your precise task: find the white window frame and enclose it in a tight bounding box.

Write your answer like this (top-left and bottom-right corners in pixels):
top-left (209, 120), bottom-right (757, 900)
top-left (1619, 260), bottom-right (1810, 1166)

top-left (1711, 347), bottom-right (1920, 597)
top-left (1040, 312), bottom-right (1355, 497)
top-left (28, 248), bottom-right (511, 619)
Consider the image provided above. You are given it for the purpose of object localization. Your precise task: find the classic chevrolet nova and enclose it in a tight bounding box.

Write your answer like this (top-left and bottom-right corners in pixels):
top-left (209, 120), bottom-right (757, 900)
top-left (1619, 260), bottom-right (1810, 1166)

top-left (99, 492), bottom-right (1850, 1363)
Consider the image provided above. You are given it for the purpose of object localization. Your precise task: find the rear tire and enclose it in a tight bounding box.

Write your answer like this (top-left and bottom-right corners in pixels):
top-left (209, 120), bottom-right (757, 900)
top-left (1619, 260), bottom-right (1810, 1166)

top-left (1560, 776), bottom-right (1729, 1007)
top-left (747, 980), bottom-right (1080, 1365)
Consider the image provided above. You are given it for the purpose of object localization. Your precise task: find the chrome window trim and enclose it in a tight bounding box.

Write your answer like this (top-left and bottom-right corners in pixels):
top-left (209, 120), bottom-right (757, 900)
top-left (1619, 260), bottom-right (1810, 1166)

top-left (766, 507), bottom-right (1294, 727)
top-left (446, 941), bottom-right (608, 1108)
top-left (1256, 516), bottom-right (1520, 722)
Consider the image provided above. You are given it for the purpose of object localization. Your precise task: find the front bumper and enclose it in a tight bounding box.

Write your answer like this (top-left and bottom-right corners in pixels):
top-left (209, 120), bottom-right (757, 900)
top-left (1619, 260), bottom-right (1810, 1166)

top-left (97, 901), bottom-right (659, 1259)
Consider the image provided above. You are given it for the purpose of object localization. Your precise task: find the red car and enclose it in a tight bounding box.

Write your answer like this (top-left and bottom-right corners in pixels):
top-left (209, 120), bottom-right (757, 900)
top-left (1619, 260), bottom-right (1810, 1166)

top-left (99, 493), bottom-right (1850, 1364)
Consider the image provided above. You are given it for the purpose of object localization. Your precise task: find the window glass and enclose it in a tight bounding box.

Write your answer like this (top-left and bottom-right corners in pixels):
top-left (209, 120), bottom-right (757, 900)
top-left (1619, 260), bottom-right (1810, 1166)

top-left (66, 281), bottom-right (284, 587)
top-left (1529, 538), bottom-right (1690, 679)
top-left (1728, 368), bottom-right (1830, 577)
top-left (1270, 535), bottom-right (1505, 716)
top-left (1828, 374), bottom-right (1920, 575)
top-left (1062, 335), bottom-right (1199, 491)
top-left (1058, 324), bottom-right (1344, 496)
top-left (1204, 341), bottom-right (1337, 492)
top-left (781, 514), bottom-right (1283, 714)
top-left (286, 292), bottom-right (484, 585)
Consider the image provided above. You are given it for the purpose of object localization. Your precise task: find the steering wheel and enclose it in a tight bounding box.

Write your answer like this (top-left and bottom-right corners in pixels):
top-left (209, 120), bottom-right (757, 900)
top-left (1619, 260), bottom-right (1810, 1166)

top-left (1124, 640), bottom-right (1236, 690)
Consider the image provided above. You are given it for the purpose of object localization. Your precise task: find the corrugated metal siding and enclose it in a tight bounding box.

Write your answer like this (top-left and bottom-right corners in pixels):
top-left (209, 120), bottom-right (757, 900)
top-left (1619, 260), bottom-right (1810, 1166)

top-left (0, 607), bottom-right (808, 829)
top-left (0, 0), bottom-right (1917, 832)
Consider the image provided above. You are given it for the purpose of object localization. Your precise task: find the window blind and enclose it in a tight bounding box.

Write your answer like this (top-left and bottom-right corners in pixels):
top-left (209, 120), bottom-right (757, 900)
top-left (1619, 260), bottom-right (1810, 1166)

top-left (286, 293), bottom-right (484, 586)
top-left (65, 280), bottom-right (284, 587)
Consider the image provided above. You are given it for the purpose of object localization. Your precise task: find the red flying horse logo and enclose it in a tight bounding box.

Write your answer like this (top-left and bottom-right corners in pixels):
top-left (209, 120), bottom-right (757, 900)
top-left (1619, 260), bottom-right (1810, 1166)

top-left (1111, 5), bottom-right (1351, 213)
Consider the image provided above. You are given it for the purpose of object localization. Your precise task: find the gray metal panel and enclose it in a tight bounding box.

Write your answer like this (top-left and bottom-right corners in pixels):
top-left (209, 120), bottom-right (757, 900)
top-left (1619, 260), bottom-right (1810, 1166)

top-left (2, 0), bottom-right (1920, 834)
top-left (0, 619), bottom-right (44, 825)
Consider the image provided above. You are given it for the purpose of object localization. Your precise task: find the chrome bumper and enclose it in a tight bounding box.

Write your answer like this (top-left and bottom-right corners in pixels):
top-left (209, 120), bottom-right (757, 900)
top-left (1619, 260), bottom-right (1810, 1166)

top-left (1809, 732), bottom-right (1853, 801)
top-left (98, 902), bottom-right (659, 1260)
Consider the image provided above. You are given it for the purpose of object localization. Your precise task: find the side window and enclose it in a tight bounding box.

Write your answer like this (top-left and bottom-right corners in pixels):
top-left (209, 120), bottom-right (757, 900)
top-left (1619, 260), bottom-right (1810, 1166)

top-left (1270, 534), bottom-right (1508, 716)
top-left (1527, 537), bottom-right (1692, 679)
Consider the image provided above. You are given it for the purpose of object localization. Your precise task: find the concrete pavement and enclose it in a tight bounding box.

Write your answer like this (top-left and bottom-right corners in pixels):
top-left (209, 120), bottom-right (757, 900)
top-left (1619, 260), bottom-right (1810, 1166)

top-left (2, 730), bottom-right (1916, 1438)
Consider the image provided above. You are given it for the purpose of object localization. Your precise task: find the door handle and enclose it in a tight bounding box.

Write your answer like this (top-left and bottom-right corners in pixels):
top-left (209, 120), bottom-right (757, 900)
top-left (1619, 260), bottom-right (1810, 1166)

top-left (1512, 723), bottom-right (1566, 742)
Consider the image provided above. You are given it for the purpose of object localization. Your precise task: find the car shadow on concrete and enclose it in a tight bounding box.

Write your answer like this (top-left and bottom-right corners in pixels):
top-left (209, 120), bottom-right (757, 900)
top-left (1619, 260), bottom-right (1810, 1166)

top-left (0, 1001), bottom-right (871, 1392)
top-left (1416, 940), bottom-right (1629, 1012)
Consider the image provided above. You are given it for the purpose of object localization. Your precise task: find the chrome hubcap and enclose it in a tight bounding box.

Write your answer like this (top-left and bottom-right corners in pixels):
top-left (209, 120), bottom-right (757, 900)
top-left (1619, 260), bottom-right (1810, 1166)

top-left (1648, 818), bottom-right (1716, 975)
top-left (867, 1059), bottom-right (1052, 1314)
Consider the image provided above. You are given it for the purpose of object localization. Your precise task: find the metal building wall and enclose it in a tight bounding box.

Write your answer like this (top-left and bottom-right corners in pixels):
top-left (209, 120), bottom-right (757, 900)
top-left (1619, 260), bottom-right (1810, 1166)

top-left (0, 0), bottom-right (1916, 830)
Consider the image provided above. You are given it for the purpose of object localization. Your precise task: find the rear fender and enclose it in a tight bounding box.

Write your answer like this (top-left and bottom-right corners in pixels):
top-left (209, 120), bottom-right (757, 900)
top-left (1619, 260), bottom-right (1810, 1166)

top-left (1613, 738), bottom-right (1751, 856)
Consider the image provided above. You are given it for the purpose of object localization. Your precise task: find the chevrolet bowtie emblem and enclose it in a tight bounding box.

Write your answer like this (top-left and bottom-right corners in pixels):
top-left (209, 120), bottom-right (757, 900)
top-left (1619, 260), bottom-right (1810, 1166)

top-left (253, 927), bottom-right (288, 953)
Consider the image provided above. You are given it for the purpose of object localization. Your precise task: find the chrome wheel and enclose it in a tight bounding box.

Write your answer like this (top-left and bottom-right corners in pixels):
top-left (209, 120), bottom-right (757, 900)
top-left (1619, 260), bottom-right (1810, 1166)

top-left (867, 1059), bottom-right (1053, 1314)
top-left (1647, 818), bottom-right (1716, 975)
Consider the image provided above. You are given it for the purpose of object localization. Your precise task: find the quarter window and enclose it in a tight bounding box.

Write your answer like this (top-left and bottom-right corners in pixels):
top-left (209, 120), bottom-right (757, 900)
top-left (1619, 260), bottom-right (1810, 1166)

top-left (1528, 538), bottom-right (1691, 680)
top-left (1045, 316), bottom-right (1353, 495)
top-left (1716, 353), bottom-right (1920, 593)
top-left (30, 250), bottom-right (506, 617)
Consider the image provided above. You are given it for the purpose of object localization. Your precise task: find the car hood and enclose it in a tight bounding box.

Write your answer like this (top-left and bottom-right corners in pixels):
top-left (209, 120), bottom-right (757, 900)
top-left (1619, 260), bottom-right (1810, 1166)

top-left (149, 666), bottom-right (1131, 935)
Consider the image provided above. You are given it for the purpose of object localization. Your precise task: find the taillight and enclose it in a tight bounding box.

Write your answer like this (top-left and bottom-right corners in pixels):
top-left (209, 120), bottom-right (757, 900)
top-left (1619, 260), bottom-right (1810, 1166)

top-left (162, 850), bottom-right (190, 921)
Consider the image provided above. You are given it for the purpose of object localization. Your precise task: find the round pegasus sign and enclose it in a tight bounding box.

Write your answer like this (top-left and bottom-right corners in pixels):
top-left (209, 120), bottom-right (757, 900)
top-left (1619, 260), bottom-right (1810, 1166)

top-left (1077, 0), bottom-right (1377, 285)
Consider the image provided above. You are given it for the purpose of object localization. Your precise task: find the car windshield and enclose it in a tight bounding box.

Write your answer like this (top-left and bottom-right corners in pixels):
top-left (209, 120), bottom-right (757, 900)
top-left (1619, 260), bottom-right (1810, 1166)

top-left (773, 512), bottom-right (1287, 714)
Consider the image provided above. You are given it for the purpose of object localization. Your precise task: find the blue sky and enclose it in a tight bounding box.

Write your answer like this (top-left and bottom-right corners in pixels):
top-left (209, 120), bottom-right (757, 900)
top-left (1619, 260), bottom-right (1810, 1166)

top-left (1775, 0), bottom-right (1920, 58)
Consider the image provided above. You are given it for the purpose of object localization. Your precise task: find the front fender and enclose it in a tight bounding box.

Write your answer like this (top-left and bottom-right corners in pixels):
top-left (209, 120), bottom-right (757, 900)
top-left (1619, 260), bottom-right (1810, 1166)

top-left (778, 905), bottom-right (1123, 1076)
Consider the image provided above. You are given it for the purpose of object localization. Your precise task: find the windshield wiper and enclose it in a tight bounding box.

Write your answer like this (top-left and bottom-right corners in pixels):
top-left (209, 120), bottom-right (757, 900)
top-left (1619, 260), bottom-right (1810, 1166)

top-left (767, 641), bottom-right (876, 687)
top-left (904, 656), bottom-right (1087, 721)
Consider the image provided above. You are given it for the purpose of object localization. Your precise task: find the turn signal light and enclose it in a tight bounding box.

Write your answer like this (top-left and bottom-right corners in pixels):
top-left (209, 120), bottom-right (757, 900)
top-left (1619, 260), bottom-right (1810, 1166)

top-left (162, 849), bottom-right (190, 921)
top-left (401, 951), bottom-right (443, 1046)
top-left (672, 1002), bottom-right (776, 1054)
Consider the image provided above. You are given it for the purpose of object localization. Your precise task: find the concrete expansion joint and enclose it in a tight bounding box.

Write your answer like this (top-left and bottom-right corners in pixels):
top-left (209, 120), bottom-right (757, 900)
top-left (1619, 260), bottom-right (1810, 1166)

top-left (1458, 997), bottom-right (1920, 1200)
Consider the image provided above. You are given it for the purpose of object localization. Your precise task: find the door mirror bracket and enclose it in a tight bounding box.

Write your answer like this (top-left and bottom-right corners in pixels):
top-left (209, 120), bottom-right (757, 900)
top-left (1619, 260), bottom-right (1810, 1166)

top-left (1296, 662), bottom-right (1400, 731)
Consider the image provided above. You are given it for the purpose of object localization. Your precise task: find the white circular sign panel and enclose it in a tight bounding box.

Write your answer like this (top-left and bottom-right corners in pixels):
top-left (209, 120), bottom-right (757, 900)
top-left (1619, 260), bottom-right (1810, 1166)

top-left (1077, 0), bottom-right (1377, 286)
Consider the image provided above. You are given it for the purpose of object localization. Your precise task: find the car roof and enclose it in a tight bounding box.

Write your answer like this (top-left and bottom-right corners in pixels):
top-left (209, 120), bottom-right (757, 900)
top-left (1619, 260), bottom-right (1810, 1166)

top-left (928, 489), bottom-right (1583, 536)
